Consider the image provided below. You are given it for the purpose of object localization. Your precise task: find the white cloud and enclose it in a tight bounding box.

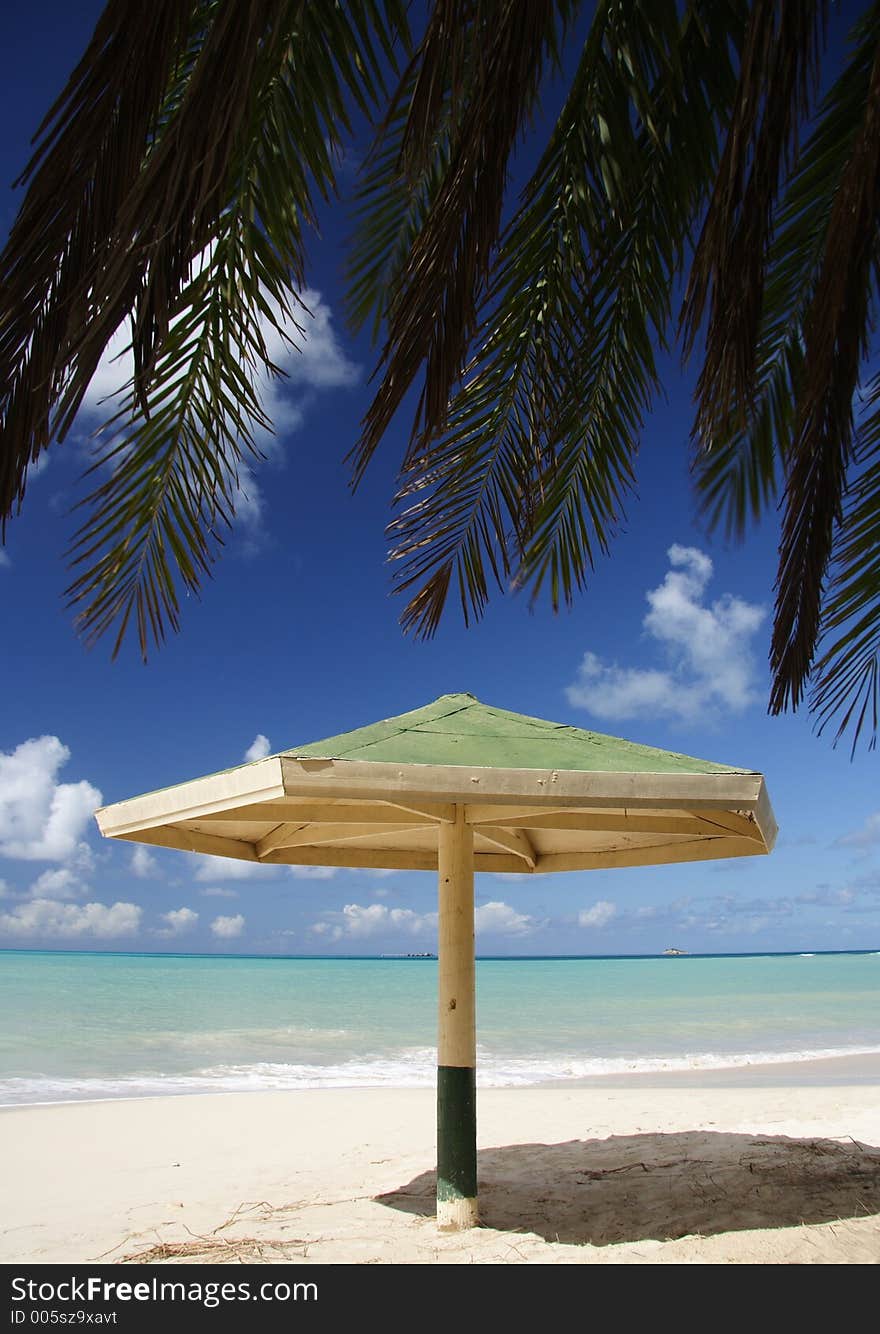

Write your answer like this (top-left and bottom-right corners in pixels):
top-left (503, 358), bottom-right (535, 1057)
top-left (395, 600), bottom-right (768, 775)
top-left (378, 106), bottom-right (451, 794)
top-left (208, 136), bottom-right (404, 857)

top-left (838, 812), bottom-right (880, 849)
top-left (200, 886), bottom-right (239, 899)
top-left (289, 865), bottom-right (337, 880)
top-left (231, 464), bottom-right (264, 534)
top-left (211, 913), bottom-right (245, 939)
top-left (311, 902), bottom-right (437, 942)
top-left (70, 842), bottom-right (95, 873)
top-left (578, 900), bottom-right (617, 928)
top-left (0, 898), bottom-right (141, 939)
top-left (130, 845), bottom-right (159, 878)
top-left (342, 903), bottom-right (435, 938)
top-left (0, 737), bottom-right (101, 862)
top-left (193, 855), bottom-right (279, 882)
top-left (311, 898), bottom-right (536, 942)
top-left (474, 900), bottom-right (536, 936)
top-left (566, 545), bottom-right (765, 724)
top-left (284, 289), bottom-right (360, 390)
top-left (26, 453), bottom-right (51, 483)
top-left (795, 887), bottom-right (855, 906)
top-left (244, 734), bottom-right (271, 762)
top-left (158, 907), bottom-right (199, 936)
top-left (26, 867), bottom-right (84, 901)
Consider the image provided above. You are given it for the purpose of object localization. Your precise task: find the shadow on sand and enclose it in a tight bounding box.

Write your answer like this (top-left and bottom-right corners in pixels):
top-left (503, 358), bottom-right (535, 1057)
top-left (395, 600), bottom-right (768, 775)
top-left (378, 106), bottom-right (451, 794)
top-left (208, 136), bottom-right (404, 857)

top-left (376, 1131), bottom-right (880, 1246)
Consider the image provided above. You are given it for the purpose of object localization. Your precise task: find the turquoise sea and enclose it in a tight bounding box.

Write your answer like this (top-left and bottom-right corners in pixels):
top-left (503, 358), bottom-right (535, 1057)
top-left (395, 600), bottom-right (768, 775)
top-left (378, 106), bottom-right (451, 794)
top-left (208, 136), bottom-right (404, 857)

top-left (1, 949), bottom-right (879, 1105)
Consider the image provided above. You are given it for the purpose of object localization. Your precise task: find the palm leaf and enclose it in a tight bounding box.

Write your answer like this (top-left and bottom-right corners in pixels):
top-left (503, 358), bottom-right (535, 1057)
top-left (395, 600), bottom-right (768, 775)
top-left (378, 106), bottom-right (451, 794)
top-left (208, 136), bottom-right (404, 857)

top-left (682, 0), bottom-right (826, 444)
top-left (352, 0), bottom-right (570, 484)
top-left (0, 0), bottom-right (199, 522)
top-left (810, 375), bottom-right (880, 752)
top-left (520, 0), bottom-right (746, 611)
top-left (65, 229), bottom-right (291, 656)
top-left (770, 30), bottom-right (880, 715)
top-left (688, 0), bottom-right (880, 750)
top-left (692, 5), bottom-right (878, 538)
top-left (384, 0), bottom-right (744, 636)
top-left (0, 0), bottom-right (409, 657)
top-left (346, 71), bottom-right (449, 344)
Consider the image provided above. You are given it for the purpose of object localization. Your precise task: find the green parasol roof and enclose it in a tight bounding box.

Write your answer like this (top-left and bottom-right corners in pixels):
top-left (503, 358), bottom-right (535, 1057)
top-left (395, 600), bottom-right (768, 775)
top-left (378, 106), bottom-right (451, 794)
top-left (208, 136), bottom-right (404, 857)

top-left (284, 692), bottom-right (748, 775)
top-left (96, 692), bottom-right (775, 876)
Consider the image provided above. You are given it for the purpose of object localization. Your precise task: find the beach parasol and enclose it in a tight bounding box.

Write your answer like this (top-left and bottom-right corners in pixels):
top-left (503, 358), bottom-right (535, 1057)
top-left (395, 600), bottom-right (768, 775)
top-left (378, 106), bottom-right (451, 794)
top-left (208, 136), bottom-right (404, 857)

top-left (95, 692), bottom-right (777, 1230)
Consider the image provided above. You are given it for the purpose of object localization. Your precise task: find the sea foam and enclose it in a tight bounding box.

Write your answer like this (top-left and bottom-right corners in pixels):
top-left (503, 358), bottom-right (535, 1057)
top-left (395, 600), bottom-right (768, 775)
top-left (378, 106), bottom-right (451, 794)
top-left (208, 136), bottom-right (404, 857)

top-left (4, 1042), bottom-right (880, 1105)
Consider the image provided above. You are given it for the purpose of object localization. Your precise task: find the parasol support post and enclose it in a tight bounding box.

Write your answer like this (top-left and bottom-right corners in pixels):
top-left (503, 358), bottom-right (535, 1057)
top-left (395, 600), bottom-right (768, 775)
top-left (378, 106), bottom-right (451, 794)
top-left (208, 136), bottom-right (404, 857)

top-left (436, 803), bottom-right (478, 1230)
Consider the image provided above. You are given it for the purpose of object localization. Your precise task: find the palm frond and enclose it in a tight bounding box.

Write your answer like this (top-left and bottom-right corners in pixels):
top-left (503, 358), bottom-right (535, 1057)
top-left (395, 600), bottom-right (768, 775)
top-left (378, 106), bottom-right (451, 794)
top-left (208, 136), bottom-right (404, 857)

top-left (810, 375), bottom-right (880, 752)
top-left (521, 0), bottom-right (747, 611)
top-left (0, 0), bottom-right (409, 656)
top-left (386, 0), bottom-right (744, 636)
top-left (682, 0), bottom-right (826, 444)
top-left (346, 72), bottom-right (449, 343)
top-left (383, 19), bottom-right (599, 636)
top-left (0, 0), bottom-right (198, 522)
top-left (64, 228), bottom-right (294, 656)
top-left (352, 0), bottom-right (570, 484)
top-left (770, 35), bottom-right (880, 715)
top-left (692, 4), bottom-right (878, 537)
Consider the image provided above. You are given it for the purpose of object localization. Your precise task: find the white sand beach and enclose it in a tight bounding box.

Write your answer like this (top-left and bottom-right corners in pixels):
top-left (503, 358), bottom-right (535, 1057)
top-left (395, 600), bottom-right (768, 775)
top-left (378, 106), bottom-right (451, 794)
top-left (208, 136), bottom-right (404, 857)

top-left (3, 1055), bottom-right (880, 1265)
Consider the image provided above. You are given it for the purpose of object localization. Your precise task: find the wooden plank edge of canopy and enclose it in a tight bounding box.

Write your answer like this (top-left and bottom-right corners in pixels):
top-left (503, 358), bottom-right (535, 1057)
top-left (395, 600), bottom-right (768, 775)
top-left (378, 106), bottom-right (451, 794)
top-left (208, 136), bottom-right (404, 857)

top-left (95, 758), bottom-right (771, 840)
top-left (94, 757), bottom-right (286, 838)
top-left (279, 758), bottom-right (766, 808)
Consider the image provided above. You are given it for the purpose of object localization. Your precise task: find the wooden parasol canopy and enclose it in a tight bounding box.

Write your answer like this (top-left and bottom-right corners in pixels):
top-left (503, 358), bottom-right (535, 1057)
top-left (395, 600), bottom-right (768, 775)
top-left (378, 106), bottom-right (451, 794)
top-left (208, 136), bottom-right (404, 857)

top-left (96, 692), bottom-right (777, 1229)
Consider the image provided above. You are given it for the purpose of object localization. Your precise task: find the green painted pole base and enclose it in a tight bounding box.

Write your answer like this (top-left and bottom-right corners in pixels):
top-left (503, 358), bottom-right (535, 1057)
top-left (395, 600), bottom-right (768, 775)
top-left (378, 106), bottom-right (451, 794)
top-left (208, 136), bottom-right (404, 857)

top-left (437, 1064), bottom-right (477, 1229)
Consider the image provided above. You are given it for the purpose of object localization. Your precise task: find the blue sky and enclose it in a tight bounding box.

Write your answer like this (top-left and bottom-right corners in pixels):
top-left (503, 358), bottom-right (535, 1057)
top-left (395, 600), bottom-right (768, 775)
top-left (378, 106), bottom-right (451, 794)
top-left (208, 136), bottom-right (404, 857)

top-left (1, 3), bottom-right (878, 958)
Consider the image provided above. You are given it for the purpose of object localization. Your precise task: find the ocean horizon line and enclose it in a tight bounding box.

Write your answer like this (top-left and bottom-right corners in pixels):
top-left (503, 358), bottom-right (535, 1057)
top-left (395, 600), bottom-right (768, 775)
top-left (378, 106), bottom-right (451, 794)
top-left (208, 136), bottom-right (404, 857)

top-left (1, 946), bottom-right (879, 962)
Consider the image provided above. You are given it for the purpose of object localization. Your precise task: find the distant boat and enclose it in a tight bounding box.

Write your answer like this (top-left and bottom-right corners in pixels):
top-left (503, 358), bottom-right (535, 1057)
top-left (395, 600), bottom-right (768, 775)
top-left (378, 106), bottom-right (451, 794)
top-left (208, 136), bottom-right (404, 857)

top-left (380, 952), bottom-right (436, 959)
top-left (663, 947), bottom-right (688, 956)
